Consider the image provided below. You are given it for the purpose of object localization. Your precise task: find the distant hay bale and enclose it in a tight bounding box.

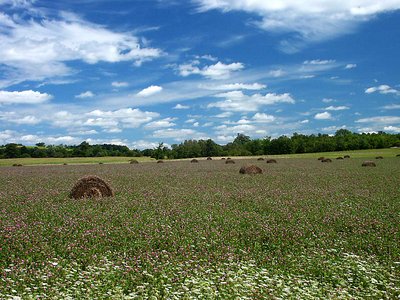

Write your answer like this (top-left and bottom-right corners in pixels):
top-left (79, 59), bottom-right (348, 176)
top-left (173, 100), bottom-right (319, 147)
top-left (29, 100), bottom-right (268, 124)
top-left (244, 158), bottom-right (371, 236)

top-left (69, 175), bottom-right (114, 199)
top-left (225, 159), bottom-right (235, 164)
top-left (191, 159), bottom-right (199, 163)
top-left (266, 159), bottom-right (277, 164)
top-left (99, 162), bottom-right (104, 165)
top-left (157, 160), bottom-right (164, 163)
top-left (221, 158), bottom-right (226, 160)
top-left (63, 163), bottom-right (68, 165)
top-left (239, 165), bottom-right (262, 175)
top-left (362, 161), bottom-right (376, 167)
top-left (207, 157), bottom-right (212, 160)
top-left (336, 157), bottom-right (344, 160)
top-left (396, 154), bottom-right (400, 157)
top-left (257, 157), bottom-right (264, 161)
top-left (130, 159), bottom-right (139, 164)
top-left (321, 158), bottom-right (332, 163)
top-left (375, 156), bottom-right (383, 159)
top-left (344, 155), bottom-right (350, 158)
top-left (318, 157), bottom-right (325, 161)
top-left (227, 157), bottom-right (232, 160)
top-left (12, 163), bottom-right (22, 167)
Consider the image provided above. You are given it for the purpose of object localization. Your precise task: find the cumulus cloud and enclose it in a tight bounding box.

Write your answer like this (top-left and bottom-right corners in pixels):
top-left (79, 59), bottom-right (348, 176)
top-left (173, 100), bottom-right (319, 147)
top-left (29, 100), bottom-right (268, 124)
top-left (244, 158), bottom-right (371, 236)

top-left (152, 128), bottom-right (207, 141)
top-left (314, 112), bottom-right (333, 120)
top-left (86, 108), bottom-right (159, 128)
top-left (75, 91), bottom-right (95, 99)
top-left (112, 81), bottom-right (129, 88)
top-left (325, 105), bottom-right (350, 111)
top-left (0, 10), bottom-right (162, 87)
top-left (252, 113), bottom-right (275, 122)
top-left (0, 90), bottom-right (52, 104)
top-left (381, 104), bottom-right (400, 110)
top-left (383, 125), bottom-right (400, 132)
top-left (178, 61), bottom-right (244, 79)
top-left (137, 85), bottom-right (163, 97)
top-left (144, 118), bottom-right (177, 129)
top-left (365, 85), bottom-right (399, 95)
top-left (173, 104), bottom-right (190, 109)
top-left (0, 112), bottom-right (41, 125)
top-left (208, 90), bottom-right (295, 112)
top-left (345, 63), bottom-right (357, 69)
top-left (356, 116), bottom-right (400, 124)
top-left (194, 0), bottom-right (400, 46)
top-left (201, 83), bottom-right (266, 91)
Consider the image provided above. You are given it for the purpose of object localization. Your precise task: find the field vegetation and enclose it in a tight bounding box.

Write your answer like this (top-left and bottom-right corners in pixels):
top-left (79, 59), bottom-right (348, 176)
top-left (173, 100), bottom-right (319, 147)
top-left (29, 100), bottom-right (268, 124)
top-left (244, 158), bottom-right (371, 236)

top-left (0, 153), bottom-right (399, 298)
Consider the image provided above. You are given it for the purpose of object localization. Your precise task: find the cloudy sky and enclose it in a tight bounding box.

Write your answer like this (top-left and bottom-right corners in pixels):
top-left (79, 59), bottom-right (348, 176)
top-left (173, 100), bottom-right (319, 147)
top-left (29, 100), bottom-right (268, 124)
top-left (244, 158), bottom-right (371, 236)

top-left (0, 0), bottom-right (399, 149)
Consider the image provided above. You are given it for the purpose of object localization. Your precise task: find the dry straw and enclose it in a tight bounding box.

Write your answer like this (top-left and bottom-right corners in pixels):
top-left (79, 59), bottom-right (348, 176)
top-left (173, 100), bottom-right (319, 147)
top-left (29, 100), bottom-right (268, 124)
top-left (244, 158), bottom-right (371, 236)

top-left (239, 165), bottom-right (263, 174)
top-left (69, 175), bottom-right (114, 199)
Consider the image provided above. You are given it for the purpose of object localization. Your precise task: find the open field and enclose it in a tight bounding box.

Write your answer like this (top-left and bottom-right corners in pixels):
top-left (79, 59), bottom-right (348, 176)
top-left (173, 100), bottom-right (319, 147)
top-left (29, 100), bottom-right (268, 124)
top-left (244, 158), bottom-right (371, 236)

top-left (0, 156), bottom-right (154, 167)
top-left (0, 156), bottom-right (399, 298)
top-left (1, 147), bottom-right (399, 167)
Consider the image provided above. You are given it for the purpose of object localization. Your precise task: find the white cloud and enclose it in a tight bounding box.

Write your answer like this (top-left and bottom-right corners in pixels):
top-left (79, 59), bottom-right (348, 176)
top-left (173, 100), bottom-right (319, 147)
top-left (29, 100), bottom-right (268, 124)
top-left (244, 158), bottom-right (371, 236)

top-left (75, 91), bottom-right (95, 99)
top-left (201, 83), bottom-right (266, 91)
top-left (131, 140), bottom-right (160, 150)
top-left (0, 90), bottom-right (52, 104)
top-left (185, 119), bottom-right (197, 123)
top-left (345, 63), bottom-right (357, 69)
top-left (304, 59), bottom-right (335, 65)
top-left (0, 112), bottom-right (41, 125)
top-left (322, 98), bottom-right (335, 103)
top-left (300, 119), bottom-right (309, 124)
top-left (112, 81), bottom-right (129, 88)
top-left (195, 0), bottom-right (400, 46)
top-left (208, 90), bottom-right (295, 112)
top-left (178, 61), bottom-right (244, 79)
top-left (356, 116), bottom-right (400, 124)
top-left (381, 104), bottom-right (400, 110)
top-left (383, 126), bottom-right (400, 133)
top-left (314, 112), bottom-right (333, 120)
top-left (252, 113), bottom-right (275, 122)
top-left (268, 69), bottom-right (285, 77)
top-left (325, 105), bottom-right (350, 111)
top-left (365, 85), bottom-right (399, 95)
top-left (214, 112), bottom-right (233, 118)
top-left (86, 108), bottom-right (159, 128)
top-left (137, 85), bottom-right (163, 97)
top-left (321, 125), bottom-right (347, 132)
top-left (0, 11), bottom-right (161, 87)
top-left (173, 104), bottom-right (190, 109)
top-left (152, 128), bottom-right (207, 141)
top-left (144, 118), bottom-right (177, 129)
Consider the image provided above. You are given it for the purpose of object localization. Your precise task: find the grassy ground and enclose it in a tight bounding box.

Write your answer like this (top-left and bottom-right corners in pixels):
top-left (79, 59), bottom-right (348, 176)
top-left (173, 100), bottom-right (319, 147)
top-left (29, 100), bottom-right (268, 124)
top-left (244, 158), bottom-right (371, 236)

top-left (1, 148), bottom-right (398, 167)
top-left (0, 156), bottom-right (154, 167)
top-left (0, 156), bottom-right (399, 298)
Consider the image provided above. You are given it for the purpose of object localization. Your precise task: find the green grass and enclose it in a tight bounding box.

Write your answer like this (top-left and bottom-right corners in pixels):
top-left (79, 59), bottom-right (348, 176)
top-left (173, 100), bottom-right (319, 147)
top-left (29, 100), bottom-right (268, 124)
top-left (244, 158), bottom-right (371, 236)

top-left (0, 156), bottom-right (154, 166)
top-left (0, 157), bottom-right (399, 298)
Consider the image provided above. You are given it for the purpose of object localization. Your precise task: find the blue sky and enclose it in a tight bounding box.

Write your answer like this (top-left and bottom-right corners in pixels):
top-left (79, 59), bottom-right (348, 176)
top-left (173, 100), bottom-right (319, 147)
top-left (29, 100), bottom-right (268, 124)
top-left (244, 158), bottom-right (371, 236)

top-left (0, 0), bottom-right (399, 149)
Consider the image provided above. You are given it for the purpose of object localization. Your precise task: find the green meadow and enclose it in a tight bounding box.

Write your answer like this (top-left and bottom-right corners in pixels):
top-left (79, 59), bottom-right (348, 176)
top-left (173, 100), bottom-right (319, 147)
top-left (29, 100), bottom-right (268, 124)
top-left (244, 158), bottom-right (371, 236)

top-left (0, 152), bottom-right (399, 298)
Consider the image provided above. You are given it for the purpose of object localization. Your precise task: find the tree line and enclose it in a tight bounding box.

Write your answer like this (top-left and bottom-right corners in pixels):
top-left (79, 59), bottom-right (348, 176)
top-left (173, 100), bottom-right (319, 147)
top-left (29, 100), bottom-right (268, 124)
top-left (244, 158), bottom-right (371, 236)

top-left (1, 130), bottom-right (399, 159)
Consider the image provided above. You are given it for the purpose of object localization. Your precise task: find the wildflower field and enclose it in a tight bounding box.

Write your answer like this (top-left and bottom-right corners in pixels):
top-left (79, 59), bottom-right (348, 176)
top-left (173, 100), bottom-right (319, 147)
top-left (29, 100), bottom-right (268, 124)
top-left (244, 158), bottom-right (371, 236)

top-left (1, 156), bottom-right (399, 299)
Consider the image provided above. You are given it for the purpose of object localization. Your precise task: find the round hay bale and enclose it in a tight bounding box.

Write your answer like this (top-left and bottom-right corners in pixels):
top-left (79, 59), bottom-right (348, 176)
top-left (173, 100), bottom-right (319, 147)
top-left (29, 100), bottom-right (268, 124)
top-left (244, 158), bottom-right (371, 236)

top-left (321, 158), bottom-right (332, 163)
top-left (375, 156), bottom-right (383, 159)
top-left (318, 157), bottom-right (325, 161)
top-left (12, 163), bottom-right (22, 167)
top-left (257, 157), bottom-right (264, 161)
top-left (99, 162), bottom-right (104, 165)
top-left (225, 159), bottom-right (235, 164)
top-left (191, 159), bottom-right (199, 163)
top-left (130, 159), bottom-right (139, 164)
top-left (362, 161), bottom-right (376, 167)
top-left (157, 160), bottom-right (164, 163)
top-left (239, 165), bottom-right (262, 175)
top-left (207, 157), bottom-right (212, 160)
top-left (69, 175), bottom-right (114, 199)
top-left (266, 159), bottom-right (277, 164)
top-left (396, 154), bottom-right (400, 157)
top-left (221, 158), bottom-right (226, 160)
top-left (227, 157), bottom-right (232, 160)
top-left (63, 163), bottom-right (68, 165)
top-left (336, 157), bottom-right (343, 160)
top-left (344, 155), bottom-right (350, 158)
